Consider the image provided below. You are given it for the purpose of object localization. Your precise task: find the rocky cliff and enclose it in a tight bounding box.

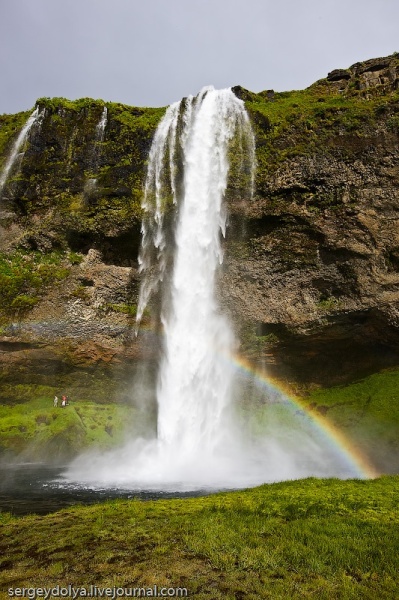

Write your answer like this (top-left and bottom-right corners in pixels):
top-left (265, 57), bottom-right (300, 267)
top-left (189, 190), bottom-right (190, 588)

top-left (0, 53), bottom-right (398, 399)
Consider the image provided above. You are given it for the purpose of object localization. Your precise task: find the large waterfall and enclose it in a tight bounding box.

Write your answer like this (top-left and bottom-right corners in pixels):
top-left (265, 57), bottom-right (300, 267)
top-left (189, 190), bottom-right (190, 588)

top-left (67, 87), bottom-right (362, 489)
top-left (138, 88), bottom-right (255, 461)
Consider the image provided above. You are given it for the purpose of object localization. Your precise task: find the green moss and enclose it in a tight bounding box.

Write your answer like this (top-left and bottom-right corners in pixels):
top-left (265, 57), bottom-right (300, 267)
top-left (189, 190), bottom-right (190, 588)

top-left (106, 302), bottom-right (139, 316)
top-left (0, 110), bottom-right (32, 167)
top-left (67, 251), bottom-right (84, 265)
top-left (0, 97), bottom-right (167, 251)
top-left (240, 325), bottom-right (280, 356)
top-left (242, 86), bottom-right (399, 195)
top-left (316, 296), bottom-right (342, 312)
top-left (70, 285), bottom-right (90, 301)
top-left (0, 395), bottom-right (134, 458)
top-left (0, 250), bottom-right (70, 321)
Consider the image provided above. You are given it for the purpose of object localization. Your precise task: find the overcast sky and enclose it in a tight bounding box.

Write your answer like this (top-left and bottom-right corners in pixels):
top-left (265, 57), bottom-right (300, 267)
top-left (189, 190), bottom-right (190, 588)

top-left (1, 0), bottom-right (398, 114)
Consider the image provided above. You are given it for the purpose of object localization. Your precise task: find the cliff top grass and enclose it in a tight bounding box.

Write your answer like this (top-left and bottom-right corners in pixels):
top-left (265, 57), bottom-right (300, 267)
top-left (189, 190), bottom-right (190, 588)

top-left (0, 476), bottom-right (398, 598)
top-left (244, 83), bottom-right (399, 188)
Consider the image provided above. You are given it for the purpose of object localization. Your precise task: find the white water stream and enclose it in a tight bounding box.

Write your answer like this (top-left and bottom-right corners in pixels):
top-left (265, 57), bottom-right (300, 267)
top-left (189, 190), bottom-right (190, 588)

top-left (0, 107), bottom-right (44, 198)
top-left (85, 106), bottom-right (108, 193)
top-left (96, 106), bottom-right (108, 141)
top-left (149, 88), bottom-right (254, 456)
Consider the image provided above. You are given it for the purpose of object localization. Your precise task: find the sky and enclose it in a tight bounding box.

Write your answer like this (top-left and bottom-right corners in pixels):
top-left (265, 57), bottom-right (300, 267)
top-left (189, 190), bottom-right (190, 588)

top-left (1, 0), bottom-right (398, 114)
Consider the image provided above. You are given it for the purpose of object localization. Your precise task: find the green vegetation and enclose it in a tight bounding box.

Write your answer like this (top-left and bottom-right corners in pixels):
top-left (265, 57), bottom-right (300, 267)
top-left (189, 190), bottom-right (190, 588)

top-left (0, 110), bottom-right (31, 167)
top-left (68, 251), bottom-right (84, 265)
top-left (244, 84), bottom-right (399, 199)
top-left (0, 393), bottom-right (134, 459)
top-left (0, 368), bottom-right (398, 597)
top-left (233, 366), bottom-right (399, 478)
top-left (302, 368), bottom-right (399, 473)
top-left (316, 296), bottom-right (342, 312)
top-left (106, 302), bottom-right (139, 316)
top-left (0, 476), bottom-right (398, 598)
top-left (0, 97), bottom-right (166, 256)
top-left (0, 250), bottom-right (70, 321)
top-left (243, 332), bottom-right (279, 356)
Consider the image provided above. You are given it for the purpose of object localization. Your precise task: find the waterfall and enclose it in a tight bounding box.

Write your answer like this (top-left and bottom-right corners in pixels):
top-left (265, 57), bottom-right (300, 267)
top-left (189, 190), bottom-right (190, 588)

top-left (96, 106), bottom-right (108, 142)
top-left (67, 87), bottom-right (363, 489)
top-left (85, 106), bottom-right (108, 194)
top-left (0, 107), bottom-right (44, 198)
top-left (136, 100), bottom-right (183, 322)
top-left (126, 87), bottom-right (257, 482)
top-left (143, 88), bottom-right (255, 457)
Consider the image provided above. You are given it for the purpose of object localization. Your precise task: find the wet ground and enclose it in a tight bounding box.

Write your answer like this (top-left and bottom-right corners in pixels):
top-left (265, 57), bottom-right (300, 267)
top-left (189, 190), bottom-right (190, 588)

top-left (0, 463), bottom-right (209, 516)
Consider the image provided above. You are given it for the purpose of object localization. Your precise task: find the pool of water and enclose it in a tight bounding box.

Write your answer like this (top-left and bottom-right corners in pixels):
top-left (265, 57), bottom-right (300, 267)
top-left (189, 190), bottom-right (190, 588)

top-left (0, 463), bottom-right (210, 516)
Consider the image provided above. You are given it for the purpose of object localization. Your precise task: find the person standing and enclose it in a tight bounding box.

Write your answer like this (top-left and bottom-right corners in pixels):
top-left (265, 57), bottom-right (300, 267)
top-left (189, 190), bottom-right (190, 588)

top-left (54, 396), bottom-right (58, 407)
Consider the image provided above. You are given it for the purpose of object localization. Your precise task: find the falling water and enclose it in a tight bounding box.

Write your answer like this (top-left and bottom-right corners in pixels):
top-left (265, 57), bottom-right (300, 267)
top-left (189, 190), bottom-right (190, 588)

top-left (67, 88), bottom-right (363, 489)
top-left (136, 100), bottom-right (183, 321)
top-left (0, 107), bottom-right (44, 198)
top-left (146, 88), bottom-right (255, 458)
top-left (85, 106), bottom-right (108, 194)
top-left (96, 106), bottom-right (108, 142)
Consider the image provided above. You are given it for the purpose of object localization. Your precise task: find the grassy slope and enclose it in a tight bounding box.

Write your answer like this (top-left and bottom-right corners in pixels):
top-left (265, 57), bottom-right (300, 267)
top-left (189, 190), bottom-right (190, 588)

top-left (303, 368), bottom-right (399, 473)
top-left (0, 393), bottom-right (134, 460)
top-left (0, 477), bottom-right (398, 599)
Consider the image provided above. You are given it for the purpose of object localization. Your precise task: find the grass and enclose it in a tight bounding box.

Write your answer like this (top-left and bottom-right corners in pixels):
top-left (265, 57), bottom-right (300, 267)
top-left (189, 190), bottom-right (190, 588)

top-left (0, 394), bottom-right (134, 459)
top-left (237, 367), bottom-right (399, 476)
top-left (0, 368), bottom-right (398, 596)
top-left (244, 84), bottom-right (399, 199)
top-left (0, 250), bottom-right (70, 321)
top-left (0, 476), bottom-right (398, 598)
top-left (302, 368), bottom-right (399, 473)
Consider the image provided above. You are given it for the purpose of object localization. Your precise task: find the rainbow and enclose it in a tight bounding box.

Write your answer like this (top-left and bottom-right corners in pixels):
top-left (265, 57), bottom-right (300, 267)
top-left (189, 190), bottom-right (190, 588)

top-left (227, 352), bottom-right (379, 479)
top-left (137, 324), bottom-right (379, 478)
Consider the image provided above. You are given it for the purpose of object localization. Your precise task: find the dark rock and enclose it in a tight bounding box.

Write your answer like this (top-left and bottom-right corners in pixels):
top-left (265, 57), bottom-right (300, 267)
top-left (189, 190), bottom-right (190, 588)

top-left (231, 85), bottom-right (257, 102)
top-left (327, 69), bottom-right (351, 82)
top-left (351, 56), bottom-right (393, 74)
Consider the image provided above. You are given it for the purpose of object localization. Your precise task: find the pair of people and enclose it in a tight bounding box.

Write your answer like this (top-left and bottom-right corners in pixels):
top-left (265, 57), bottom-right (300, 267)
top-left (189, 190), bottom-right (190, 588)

top-left (54, 395), bottom-right (69, 407)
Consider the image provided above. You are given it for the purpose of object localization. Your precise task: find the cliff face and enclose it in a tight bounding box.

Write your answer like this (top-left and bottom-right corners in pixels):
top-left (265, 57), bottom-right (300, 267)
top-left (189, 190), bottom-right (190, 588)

top-left (0, 54), bottom-right (399, 395)
top-left (225, 54), bottom-right (399, 384)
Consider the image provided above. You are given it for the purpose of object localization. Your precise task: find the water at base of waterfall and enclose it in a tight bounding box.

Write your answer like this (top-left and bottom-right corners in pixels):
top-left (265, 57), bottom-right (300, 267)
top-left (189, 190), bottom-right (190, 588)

top-left (0, 464), bottom-right (209, 515)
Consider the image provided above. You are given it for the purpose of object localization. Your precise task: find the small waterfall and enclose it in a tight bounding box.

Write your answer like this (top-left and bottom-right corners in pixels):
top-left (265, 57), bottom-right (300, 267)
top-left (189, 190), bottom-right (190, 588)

top-left (96, 106), bottom-right (108, 142)
top-left (0, 107), bottom-right (44, 198)
top-left (85, 106), bottom-right (108, 194)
